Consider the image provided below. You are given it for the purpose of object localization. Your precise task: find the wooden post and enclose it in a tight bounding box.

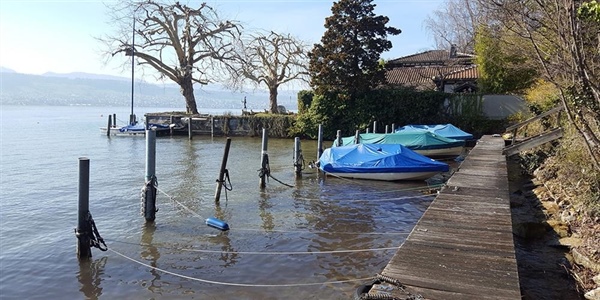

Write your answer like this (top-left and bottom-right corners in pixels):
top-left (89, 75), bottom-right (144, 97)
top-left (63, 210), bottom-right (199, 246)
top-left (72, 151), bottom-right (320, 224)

top-left (169, 116), bottom-right (174, 136)
top-left (354, 130), bottom-right (360, 144)
top-left (112, 114), bottom-right (116, 127)
top-left (373, 121), bottom-right (377, 133)
top-left (214, 138), bottom-right (232, 203)
top-left (366, 128), bottom-right (370, 133)
top-left (211, 116), bottom-right (214, 137)
top-left (77, 157), bottom-right (92, 260)
top-left (336, 130), bottom-right (342, 147)
top-left (188, 117), bottom-right (193, 140)
top-left (385, 125), bottom-right (389, 134)
top-left (106, 115), bottom-right (112, 136)
top-left (144, 129), bottom-right (157, 222)
top-left (392, 123), bottom-right (396, 133)
top-left (294, 137), bottom-right (302, 178)
top-left (259, 128), bottom-right (269, 189)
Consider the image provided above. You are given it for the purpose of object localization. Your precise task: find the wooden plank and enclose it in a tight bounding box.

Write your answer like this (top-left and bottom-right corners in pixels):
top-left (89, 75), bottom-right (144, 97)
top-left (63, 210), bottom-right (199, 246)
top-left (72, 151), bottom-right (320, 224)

top-left (505, 104), bottom-right (563, 132)
top-left (376, 135), bottom-right (521, 300)
top-left (503, 127), bottom-right (563, 156)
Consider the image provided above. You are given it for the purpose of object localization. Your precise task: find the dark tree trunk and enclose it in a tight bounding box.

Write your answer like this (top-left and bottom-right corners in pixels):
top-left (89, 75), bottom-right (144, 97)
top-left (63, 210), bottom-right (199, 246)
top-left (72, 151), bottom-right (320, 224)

top-left (269, 85), bottom-right (279, 114)
top-left (180, 76), bottom-right (198, 114)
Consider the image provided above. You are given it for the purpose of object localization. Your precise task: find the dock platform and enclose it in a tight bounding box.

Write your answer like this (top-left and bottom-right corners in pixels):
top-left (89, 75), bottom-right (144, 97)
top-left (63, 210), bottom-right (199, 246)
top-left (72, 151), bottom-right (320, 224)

top-left (376, 135), bottom-right (521, 299)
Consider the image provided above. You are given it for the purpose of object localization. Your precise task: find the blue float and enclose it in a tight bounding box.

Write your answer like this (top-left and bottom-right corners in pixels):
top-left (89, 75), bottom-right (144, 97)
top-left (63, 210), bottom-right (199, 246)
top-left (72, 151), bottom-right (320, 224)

top-left (206, 217), bottom-right (229, 231)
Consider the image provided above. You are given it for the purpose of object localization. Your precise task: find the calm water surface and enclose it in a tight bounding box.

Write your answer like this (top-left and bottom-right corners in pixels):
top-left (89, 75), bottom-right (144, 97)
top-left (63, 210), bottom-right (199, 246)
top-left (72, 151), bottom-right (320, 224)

top-left (0, 105), bottom-right (443, 299)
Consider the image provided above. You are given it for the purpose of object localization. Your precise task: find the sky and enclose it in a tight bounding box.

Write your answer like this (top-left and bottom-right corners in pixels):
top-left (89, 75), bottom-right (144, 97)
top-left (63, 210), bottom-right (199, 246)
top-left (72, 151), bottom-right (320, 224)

top-left (0, 0), bottom-right (444, 82)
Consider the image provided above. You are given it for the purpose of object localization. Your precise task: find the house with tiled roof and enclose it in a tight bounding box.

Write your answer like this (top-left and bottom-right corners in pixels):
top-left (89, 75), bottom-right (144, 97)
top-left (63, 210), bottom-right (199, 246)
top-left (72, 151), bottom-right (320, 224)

top-left (385, 45), bottom-right (479, 93)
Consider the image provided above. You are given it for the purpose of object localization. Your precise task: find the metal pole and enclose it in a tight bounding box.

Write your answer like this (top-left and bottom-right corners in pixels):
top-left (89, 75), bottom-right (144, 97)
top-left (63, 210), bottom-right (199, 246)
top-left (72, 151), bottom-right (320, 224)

top-left (354, 130), bottom-right (360, 144)
top-left (130, 18), bottom-right (135, 125)
top-left (373, 121), bottom-right (377, 133)
top-left (392, 123), bottom-right (396, 133)
top-left (211, 116), bottom-right (214, 138)
top-left (259, 128), bottom-right (268, 189)
top-left (144, 129), bottom-right (157, 222)
top-left (188, 117), bottom-right (193, 140)
top-left (106, 115), bottom-right (112, 136)
top-left (385, 125), bottom-right (389, 134)
top-left (294, 137), bottom-right (302, 178)
top-left (77, 157), bottom-right (92, 260)
top-left (317, 124), bottom-right (323, 160)
top-left (112, 114), bottom-right (116, 127)
top-left (336, 130), bottom-right (342, 147)
top-left (214, 138), bottom-right (232, 203)
top-left (366, 127), bottom-right (370, 133)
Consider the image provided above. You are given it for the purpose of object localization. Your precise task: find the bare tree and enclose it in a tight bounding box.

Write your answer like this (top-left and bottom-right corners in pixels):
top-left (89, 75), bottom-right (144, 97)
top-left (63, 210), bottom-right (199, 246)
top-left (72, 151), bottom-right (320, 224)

top-left (226, 31), bottom-right (309, 113)
top-left (99, 1), bottom-right (240, 114)
top-left (477, 0), bottom-right (600, 170)
top-left (424, 0), bottom-right (483, 53)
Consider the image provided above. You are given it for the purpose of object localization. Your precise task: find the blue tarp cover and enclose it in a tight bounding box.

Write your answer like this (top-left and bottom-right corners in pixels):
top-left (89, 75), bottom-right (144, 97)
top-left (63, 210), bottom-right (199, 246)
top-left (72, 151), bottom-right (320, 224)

top-left (339, 131), bottom-right (465, 150)
top-left (119, 123), bottom-right (146, 132)
top-left (319, 144), bottom-right (449, 174)
top-left (395, 124), bottom-right (473, 140)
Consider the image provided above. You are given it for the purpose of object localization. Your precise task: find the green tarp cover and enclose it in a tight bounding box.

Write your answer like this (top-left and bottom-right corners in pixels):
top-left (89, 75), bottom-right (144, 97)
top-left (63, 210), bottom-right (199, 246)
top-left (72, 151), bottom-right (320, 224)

top-left (338, 131), bottom-right (465, 150)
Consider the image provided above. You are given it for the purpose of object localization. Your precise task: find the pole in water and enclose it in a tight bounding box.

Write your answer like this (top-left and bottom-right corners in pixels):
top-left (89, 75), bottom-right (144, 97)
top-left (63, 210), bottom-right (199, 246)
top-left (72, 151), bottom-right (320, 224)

top-left (214, 138), bottom-right (232, 203)
top-left (294, 137), bottom-right (302, 178)
top-left (188, 117), bottom-right (193, 140)
top-left (392, 123), bottom-right (396, 133)
top-left (354, 130), bottom-right (360, 144)
top-left (169, 116), bottom-right (174, 136)
top-left (336, 130), bottom-right (342, 147)
top-left (112, 114), bottom-right (116, 127)
top-left (144, 129), bottom-right (157, 222)
top-left (317, 124), bottom-right (323, 160)
top-left (373, 121), bottom-right (377, 134)
top-left (259, 128), bottom-right (268, 189)
top-left (77, 157), bottom-right (92, 260)
top-left (385, 125), bottom-right (389, 134)
top-left (106, 115), bottom-right (112, 136)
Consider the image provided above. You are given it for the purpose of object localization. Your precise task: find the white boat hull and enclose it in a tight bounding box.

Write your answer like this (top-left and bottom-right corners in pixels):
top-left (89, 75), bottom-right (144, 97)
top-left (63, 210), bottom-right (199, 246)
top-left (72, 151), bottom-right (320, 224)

top-left (100, 127), bottom-right (145, 136)
top-left (414, 146), bottom-right (464, 158)
top-left (325, 171), bottom-right (440, 181)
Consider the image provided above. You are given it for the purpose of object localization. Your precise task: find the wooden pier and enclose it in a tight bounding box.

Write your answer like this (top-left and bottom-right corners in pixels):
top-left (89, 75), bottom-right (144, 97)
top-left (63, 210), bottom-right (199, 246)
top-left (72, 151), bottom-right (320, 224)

top-left (375, 135), bottom-right (521, 299)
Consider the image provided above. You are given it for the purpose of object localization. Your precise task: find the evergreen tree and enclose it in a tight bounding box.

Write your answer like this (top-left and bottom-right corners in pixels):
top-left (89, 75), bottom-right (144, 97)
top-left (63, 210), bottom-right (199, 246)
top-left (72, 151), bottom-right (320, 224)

top-left (308, 0), bottom-right (401, 95)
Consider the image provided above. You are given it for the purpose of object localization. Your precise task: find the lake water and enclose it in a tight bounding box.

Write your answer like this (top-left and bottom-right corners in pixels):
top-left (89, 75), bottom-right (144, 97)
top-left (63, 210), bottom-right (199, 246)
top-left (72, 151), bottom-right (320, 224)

top-left (0, 105), bottom-right (444, 299)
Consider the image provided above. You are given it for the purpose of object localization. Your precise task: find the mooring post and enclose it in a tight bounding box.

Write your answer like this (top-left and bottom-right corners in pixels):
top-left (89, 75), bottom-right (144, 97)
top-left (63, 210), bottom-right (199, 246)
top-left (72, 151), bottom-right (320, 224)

top-left (373, 121), bottom-right (377, 133)
top-left (106, 115), bottom-right (112, 136)
top-left (214, 138), bottom-right (232, 203)
top-left (392, 123), bottom-right (396, 133)
top-left (112, 114), bottom-right (116, 127)
top-left (317, 124), bottom-right (324, 160)
top-left (144, 129), bottom-right (157, 222)
top-left (354, 130), bottom-right (360, 144)
top-left (77, 157), bottom-right (92, 260)
top-left (211, 116), bottom-right (214, 138)
top-left (366, 128), bottom-right (370, 133)
top-left (259, 128), bottom-right (269, 189)
top-left (188, 117), bottom-right (193, 140)
top-left (385, 125), bottom-right (389, 134)
top-left (336, 130), bottom-right (342, 147)
top-left (169, 116), bottom-right (174, 136)
top-left (294, 137), bottom-right (302, 178)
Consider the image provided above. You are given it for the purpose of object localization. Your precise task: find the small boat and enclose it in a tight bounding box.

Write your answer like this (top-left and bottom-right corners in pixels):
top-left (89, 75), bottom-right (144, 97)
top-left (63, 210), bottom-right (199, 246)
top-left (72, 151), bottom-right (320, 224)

top-left (338, 131), bottom-right (465, 158)
top-left (395, 124), bottom-right (473, 140)
top-left (319, 143), bottom-right (449, 181)
top-left (100, 122), bottom-right (174, 136)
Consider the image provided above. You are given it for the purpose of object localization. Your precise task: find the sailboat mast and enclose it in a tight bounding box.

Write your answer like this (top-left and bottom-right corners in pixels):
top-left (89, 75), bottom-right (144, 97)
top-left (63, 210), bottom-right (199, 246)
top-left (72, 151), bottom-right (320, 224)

top-left (130, 17), bottom-right (135, 125)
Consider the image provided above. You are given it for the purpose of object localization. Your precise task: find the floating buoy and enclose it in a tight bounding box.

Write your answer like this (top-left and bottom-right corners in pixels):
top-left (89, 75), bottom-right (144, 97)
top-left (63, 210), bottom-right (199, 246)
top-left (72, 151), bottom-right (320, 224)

top-left (206, 217), bottom-right (229, 231)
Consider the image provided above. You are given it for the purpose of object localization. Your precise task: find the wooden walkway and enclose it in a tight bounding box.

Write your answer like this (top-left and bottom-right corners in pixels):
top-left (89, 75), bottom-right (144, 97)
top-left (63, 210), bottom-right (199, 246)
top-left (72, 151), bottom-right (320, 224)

top-left (377, 135), bottom-right (521, 299)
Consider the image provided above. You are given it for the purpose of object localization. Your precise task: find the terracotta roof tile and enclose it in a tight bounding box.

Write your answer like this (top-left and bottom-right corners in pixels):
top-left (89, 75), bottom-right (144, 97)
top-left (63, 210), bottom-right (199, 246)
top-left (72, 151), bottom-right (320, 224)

top-left (387, 50), bottom-right (474, 66)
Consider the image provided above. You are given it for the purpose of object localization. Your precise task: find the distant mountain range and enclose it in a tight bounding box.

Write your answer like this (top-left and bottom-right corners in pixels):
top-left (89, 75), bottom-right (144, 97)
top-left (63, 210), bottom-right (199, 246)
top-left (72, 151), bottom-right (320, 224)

top-left (0, 68), bottom-right (300, 111)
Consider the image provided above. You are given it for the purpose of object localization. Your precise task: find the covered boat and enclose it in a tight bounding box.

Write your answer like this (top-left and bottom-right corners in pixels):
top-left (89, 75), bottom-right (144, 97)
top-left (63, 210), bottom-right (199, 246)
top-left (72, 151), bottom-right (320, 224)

top-left (338, 131), bottom-right (465, 158)
top-left (395, 124), bottom-right (473, 140)
top-left (319, 143), bottom-right (449, 181)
